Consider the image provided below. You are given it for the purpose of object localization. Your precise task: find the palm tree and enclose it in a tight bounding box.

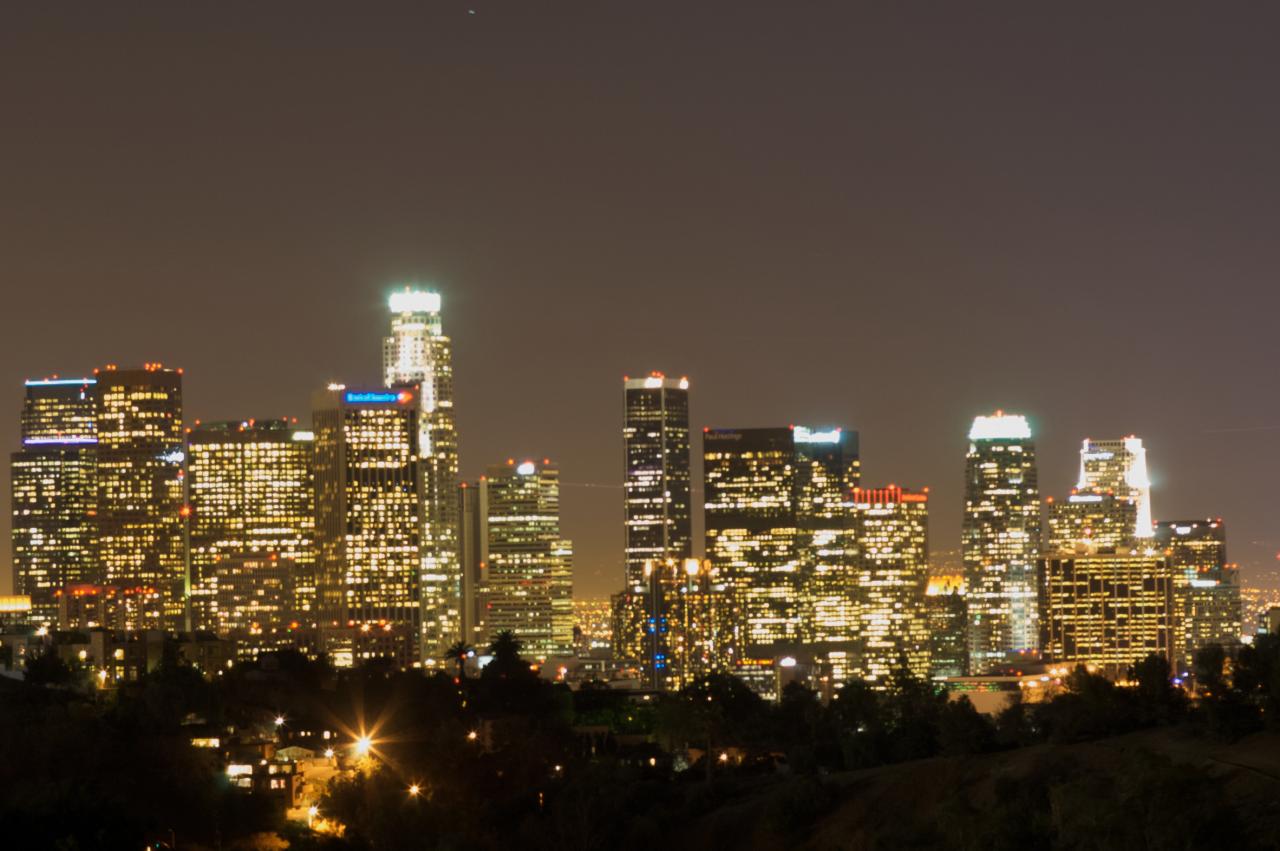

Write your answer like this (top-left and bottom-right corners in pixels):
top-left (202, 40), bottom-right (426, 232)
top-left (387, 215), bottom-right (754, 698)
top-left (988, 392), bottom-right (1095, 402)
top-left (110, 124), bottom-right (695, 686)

top-left (487, 630), bottom-right (523, 665)
top-left (446, 640), bottom-right (473, 680)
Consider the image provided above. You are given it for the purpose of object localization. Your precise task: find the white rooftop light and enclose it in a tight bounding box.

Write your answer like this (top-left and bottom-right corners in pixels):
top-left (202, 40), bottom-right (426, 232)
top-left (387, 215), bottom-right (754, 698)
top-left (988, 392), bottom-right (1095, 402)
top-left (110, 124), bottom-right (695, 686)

top-left (388, 289), bottom-right (442, 314)
top-left (794, 426), bottom-right (842, 444)
top-left (516, 461), bottom-right (536, 475)
top-left (968, 412), bottom-right (1031, 441)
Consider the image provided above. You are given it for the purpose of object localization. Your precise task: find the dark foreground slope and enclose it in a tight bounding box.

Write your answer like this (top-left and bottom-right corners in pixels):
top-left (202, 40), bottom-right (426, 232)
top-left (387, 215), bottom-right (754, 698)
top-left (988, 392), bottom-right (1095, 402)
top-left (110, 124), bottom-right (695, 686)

top-left (682, 729), bottom-right (1280, 851)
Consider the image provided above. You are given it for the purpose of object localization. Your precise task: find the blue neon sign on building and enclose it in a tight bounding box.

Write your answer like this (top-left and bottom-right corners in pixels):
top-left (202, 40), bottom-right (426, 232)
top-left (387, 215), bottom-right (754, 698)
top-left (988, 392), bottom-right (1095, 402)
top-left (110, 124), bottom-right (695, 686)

top-left (344, 391), bottom-right (403, 404)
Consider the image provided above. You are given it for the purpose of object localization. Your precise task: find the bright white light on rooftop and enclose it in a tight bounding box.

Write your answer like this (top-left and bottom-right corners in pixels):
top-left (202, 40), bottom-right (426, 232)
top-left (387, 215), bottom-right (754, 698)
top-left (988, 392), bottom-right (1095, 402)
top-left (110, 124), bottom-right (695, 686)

top-left (794, 426), bottom-right (841, 444)
top-left (516, 461), bottom-right (536, 475)
top-left (969, 413), bottom-right (1031, 441)
top-left (389, 290), bottom-right (441, 314)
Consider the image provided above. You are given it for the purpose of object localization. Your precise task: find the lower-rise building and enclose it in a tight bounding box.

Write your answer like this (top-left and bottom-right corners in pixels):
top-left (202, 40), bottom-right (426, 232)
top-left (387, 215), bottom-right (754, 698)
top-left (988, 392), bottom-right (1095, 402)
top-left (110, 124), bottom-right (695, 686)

top-left (1039, 550), bottom-right (1175, 679)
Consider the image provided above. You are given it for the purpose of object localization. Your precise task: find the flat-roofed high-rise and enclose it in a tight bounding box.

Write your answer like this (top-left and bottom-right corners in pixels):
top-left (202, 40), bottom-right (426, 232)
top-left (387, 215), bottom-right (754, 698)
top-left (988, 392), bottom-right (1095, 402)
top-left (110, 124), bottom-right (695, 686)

top-left (312, 385), bottom-right (423, 667)
top-left (93, 364), bottom-right (185, 629)
top-left (1154, 519), bottom-right (1240, 666)
top-left (703, 426), bottom-right (858, 664)
top-left (1039, 549), bottom-right (1175, 679)
top-left (963, 411), bottom-right (1040, 673)
top-left (186, 419), bottom-right (315, 643)
top-left (848, 486), bottom-right (930, 682)
top-left (10, 377), bottom-right (99, 624)
top-left (618, 373), bottom-right (692, 685)
top-left (476, 459), bottom-right (574, 659)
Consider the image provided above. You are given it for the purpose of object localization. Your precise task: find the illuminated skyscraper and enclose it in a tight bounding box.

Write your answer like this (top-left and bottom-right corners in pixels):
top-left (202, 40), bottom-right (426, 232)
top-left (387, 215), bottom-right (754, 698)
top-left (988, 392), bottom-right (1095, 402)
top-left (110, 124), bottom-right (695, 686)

top-left (848, 486), bottom-right (931, 682)
top-left (703, 426), bottom-right (858, 662)
top-left (458, 481), bottom-right (485, 646)
top-left (667, 558), bottom-right (736, 687)
top-left (1154, 519), bottom-right (1241, 666)
top-left (383, 288), bottom-right (461, 663)
top-left (475, 459), bottom-right (574, 659)
top-left (93, 365), bottom-right (185, 630)
top-left (1076, 437), bottom-right (1154, 540)
top-left (618, 373), bottom-right (692, 684)
top-left (1045, 492), bottom-right (1139, 553)
top-left (312, 386), bottom-right (423, 667)
top-left (11, 377), bottom-right (99, 624)
top-left (186, 419), bottom-right (315, 642)
top-left (924, 575), bottom-right (968, 679)
top-left (1039, 550), bottom-right (1175, 678)
top-left (963, 412), bottom-right (1041, 673)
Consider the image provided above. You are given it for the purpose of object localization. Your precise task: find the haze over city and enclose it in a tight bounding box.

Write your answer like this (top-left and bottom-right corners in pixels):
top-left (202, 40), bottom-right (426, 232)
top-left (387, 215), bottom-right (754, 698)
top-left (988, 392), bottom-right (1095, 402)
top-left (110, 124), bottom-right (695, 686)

top-left (4, 4), bottom-right (1279, 599)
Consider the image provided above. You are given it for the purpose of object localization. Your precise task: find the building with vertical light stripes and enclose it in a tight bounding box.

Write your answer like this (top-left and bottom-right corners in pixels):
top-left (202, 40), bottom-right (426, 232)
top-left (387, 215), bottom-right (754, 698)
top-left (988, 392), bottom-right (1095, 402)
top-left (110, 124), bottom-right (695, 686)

top-left (963, 412), bottom-right (1040, 673)
top-left (383, 288), bottom-right (462, 665)
top-left (186, 418), bottom-right (315, 651)
top-left (93, 364), bottom-right (185, 630)
top-left (848, 486), bottom-right (930, 682)
top-left (1039, 549), bottom-right (1175, 678)
top-left (312, 385), bottom-right (423, 667)
top-left (474, 458), bottom-right (574, 659)
top-left (10, 377), bottom-right (99, 625)
top-left (617, 373), bottom-right (692, 687)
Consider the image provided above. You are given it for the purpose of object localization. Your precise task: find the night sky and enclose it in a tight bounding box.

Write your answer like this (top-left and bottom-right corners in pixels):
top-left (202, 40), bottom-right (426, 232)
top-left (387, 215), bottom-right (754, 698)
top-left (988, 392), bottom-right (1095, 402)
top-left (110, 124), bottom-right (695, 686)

top-left (2, 4), bottom-right (1278, 599)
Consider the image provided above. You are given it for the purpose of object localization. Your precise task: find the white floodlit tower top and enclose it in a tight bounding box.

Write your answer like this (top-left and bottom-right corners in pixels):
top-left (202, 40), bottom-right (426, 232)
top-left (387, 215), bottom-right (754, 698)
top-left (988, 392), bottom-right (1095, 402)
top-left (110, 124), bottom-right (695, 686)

top-left (388, 289), bottom-right (441, 315)
top-left (383, 287), bottom-right (446, 388)
top-left (1076, 435), bottom-right (1154, 538)
top-left (968, 411), bottom-right (1032, 441)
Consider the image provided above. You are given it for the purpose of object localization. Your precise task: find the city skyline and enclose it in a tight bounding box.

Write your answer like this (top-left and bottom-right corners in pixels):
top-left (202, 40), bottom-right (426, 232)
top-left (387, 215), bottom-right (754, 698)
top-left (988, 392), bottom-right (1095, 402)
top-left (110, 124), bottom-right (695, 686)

top-left (4, 5), bottom-right (1280, 600)
top-left (3, 307), bottom-right (1275, 601)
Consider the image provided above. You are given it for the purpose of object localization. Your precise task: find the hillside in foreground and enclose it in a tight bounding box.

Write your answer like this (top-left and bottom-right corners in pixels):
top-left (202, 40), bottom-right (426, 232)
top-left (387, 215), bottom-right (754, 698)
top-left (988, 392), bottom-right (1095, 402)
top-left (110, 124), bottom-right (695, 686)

top-left (680, 729), bottom-right (1280, 850)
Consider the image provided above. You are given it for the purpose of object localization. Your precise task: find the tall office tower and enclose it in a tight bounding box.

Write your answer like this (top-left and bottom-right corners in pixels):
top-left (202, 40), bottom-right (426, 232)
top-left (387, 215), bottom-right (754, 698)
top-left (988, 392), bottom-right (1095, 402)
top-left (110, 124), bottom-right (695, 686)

top-left (1039, 550), bottom-right (1175, 679)
top-left (11, 377), bottom-right (99, 624)
top-left (312, 385), bottom-right (424, 668)
top-left (1076, 437), bottom-right (1154, 540)
top-left (186, 420), bottom-right (316, 640)
top-left (476, 459), bottom-right (575, 659)
top-left (383, 289), bottom-right (461, 663)
top-left (618, 373), bottom-right (692, 685)
top-left (1045, 493), bottom-right (1139, 553)
top-left (1154, 519), bottom-right (1241, 666)
top-left (963, 412), bottom-right (1041, 673)
top-left (924, 575), bottom-right (968, 679)
top-left (93, 365), bottom-right (185, 629)
top-left (703, 426), bottom-right (858, 670)
top-left (848, 486), bottom-right (931, 682)
top-left (458, 481), bottom-right (485, 647)
top-left (798, 427), bottom-right (861, 670)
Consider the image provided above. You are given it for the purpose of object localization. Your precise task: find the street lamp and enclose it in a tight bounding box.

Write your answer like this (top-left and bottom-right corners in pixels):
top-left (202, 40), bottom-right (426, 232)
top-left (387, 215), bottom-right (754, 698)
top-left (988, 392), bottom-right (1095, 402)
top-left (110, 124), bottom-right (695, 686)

top-left (354, 735), bottom-right (372, 757)
top-left (408, 784), bottom-right (420, 797)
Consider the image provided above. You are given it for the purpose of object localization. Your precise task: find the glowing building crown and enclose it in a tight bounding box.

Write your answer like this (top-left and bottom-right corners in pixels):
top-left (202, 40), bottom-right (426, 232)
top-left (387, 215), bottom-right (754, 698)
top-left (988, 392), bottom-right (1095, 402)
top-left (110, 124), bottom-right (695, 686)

top-left (968, 412), bottom-right (1031, 441)
top-left (388, 289), bottom-right (441, 314)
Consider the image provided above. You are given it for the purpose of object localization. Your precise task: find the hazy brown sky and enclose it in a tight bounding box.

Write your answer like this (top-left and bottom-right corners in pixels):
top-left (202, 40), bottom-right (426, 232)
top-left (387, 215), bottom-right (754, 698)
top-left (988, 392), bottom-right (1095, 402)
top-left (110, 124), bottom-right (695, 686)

top-left (3, 3), bottom-right (1279, 598)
